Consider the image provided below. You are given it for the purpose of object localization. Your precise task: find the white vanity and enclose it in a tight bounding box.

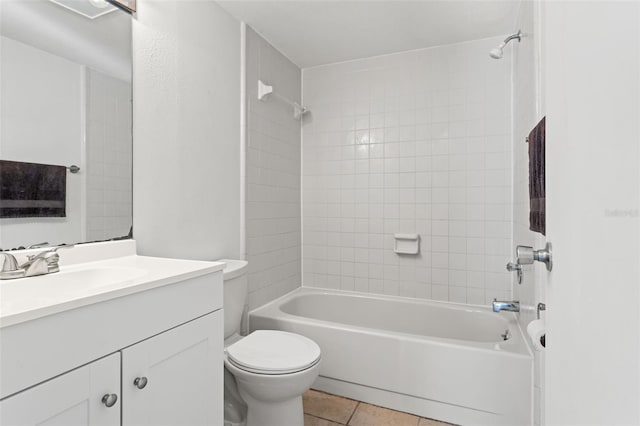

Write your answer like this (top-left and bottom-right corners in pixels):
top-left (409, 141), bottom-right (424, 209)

top-left (0, 240), bottom-right (225, 426)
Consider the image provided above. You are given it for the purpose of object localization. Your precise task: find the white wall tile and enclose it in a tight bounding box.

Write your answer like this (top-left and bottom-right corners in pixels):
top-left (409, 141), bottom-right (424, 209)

top-left (246, 27), bottom-right (301, 310)
top-left (302, 36), bottom-right (512, 305)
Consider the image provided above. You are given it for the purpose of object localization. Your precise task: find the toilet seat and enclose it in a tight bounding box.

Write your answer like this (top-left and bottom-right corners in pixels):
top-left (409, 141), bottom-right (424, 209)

top-left (225, 330), bottom-right (321, 375)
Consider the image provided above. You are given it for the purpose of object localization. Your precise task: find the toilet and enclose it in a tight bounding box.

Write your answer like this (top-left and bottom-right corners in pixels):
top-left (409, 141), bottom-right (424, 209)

top-left (219, 259), bottom-right (321, 426)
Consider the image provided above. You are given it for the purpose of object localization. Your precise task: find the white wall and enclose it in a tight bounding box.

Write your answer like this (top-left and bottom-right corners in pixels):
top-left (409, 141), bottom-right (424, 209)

top-left (302, 38), bottom-right (513, 304)
top-left (245, 27), bottom-right (302, 310)
top-left (85, 68), bottom-right (132, 242)
top-left (0, 36), bottom-right (83, 248)
top-left (544, 1), bottom-right (640, 424)
top-left (132, 0), bottom-right (241, 261)
top-left (512, 2), bottom-right (546, 425)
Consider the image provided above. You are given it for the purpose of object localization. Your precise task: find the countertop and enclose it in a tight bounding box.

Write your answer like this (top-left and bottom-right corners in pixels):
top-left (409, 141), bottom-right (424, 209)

top-left (0, 249), bottom-right (224, 328)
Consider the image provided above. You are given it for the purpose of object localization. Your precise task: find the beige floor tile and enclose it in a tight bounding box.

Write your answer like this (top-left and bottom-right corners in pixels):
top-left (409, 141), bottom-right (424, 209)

top-left (304, 414), bottom-right (345, 426)
top-left (418, 418), bottom-right (451, 426)
top-left (348, 403), bottom-right (420, 426)
top-left (303, 390), bottom-right (359, 424)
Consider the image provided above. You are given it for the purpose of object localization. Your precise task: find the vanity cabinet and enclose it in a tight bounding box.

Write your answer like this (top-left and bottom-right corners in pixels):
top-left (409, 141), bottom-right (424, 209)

top-left (122, 311), bottom-right (222, 426)
top-left (0, 257), bottom-right (225, 426)
top-left (0, 353), bottom-right (121, 426)
top-left (0, 311), bottom-right (222, 426)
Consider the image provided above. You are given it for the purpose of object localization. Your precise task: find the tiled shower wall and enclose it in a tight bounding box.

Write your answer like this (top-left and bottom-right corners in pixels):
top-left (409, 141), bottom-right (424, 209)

top-left (245, 27), bottom-right (302, 310)
top-left (86, 68), bottom-right (132, 242)
top-left (302, 37), bottom-right (513, 304)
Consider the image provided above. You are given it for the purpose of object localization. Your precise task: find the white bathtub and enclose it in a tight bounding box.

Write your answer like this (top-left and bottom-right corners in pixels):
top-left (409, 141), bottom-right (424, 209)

top-left (250, 288), bottom-right (532, 426)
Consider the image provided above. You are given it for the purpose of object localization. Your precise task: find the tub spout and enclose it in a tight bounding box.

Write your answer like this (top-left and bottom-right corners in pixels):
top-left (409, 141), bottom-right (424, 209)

top-left (492, 299), bottom-right (520, 313)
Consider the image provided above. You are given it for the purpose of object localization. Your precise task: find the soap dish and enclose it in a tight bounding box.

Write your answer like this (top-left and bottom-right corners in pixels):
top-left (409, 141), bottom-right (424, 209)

top-left (394, 234), bottom-right (420, 255)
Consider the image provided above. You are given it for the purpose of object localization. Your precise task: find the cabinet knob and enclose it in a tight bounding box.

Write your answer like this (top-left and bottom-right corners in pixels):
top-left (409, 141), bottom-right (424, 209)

top-left (101, 393), bottom-right (118, 407)
top-left (133, 376), bottom-right (148, 389)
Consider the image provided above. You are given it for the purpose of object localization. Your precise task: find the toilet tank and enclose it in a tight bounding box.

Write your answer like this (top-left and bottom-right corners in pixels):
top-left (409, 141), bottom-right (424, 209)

top-left (218, 259), bottom-right (249, 339)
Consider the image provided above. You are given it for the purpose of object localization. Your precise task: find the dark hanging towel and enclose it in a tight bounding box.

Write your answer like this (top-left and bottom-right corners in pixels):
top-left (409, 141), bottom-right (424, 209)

top-left (0, 160), bottom-right (67, 218)
top-left (528, 117), bottom-right (545, 235)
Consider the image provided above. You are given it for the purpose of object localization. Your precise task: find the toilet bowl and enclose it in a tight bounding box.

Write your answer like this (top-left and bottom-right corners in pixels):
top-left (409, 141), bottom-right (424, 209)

top-left (219, 259), bottom-right (321, 426)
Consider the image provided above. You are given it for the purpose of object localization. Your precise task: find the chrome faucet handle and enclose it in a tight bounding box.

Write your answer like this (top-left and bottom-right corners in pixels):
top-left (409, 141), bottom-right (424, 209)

top-left (506, 262), bottom-right (523, 284)
top-left (0, 252), bottom-right (19, 272)
top-left (24, 257), bottom-right (50, 277)
top-left (516, 243), bottom-right (552, 271)
top-left (516, 245), bottom-right (534, 264)
top-left (28, 244), bottom-right (74, 259)
top-left (26, 241), bottom-right (49, 249)
top-left (506, 262), bottom-right (522, 271)
top-left (24, 244), bottom-right (74, 269)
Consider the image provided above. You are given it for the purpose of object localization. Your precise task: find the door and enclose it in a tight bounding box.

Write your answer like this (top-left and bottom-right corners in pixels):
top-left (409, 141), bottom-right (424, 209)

top-left (0, 353), bottom-right (120, 426)
top-left (121, 311), bottom-right (223, 426)
top-left (544, 1), bottom-right (640, 424)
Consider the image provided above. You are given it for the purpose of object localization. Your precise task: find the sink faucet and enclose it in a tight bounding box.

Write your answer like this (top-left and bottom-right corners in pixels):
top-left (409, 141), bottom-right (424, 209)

top-left (0, 245), bottom-right (74, 280)
top-left (492, 299), bottom-right (520, 313)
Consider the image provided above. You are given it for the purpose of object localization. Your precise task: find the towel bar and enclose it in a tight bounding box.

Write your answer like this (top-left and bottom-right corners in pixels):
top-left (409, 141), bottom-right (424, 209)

top-left (67, 165), bottom-right (80, 174)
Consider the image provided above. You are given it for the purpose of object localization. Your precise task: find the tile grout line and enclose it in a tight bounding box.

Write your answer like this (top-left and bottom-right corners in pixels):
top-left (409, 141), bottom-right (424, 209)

top-left (303, 390), bottom-right (453, 426)
top-left (305, 413), bottom-right (343, 425)
top-left (345, 401), bottom-right (360, 425)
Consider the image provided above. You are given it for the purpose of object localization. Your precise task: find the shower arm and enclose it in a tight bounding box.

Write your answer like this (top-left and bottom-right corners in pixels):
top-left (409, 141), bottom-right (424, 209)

top-left (503, 30), bottom-right (522, 45)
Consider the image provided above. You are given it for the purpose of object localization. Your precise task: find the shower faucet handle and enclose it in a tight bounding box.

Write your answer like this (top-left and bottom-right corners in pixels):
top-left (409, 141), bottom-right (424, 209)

top-left (506, 262), bottom-right (523, 285)
top-left (515, 243), bottom-right (553, 271)
top-left (516, 246), bottom-right (535, 264)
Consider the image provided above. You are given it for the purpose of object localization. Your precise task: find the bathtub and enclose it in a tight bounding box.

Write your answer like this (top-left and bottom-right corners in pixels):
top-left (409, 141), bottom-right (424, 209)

top-left (250, 288), bottom-right (532, 426)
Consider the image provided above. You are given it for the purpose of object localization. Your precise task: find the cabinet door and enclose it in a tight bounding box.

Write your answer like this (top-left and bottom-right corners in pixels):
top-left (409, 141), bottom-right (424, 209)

top-left (0, 353), bottom-right (120, 426)
top-left (122, 311), bottom-right (223, 426)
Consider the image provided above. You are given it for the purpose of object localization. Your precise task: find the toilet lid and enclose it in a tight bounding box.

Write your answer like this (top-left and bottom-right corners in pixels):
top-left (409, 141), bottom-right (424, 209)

top-left (225, 330), bottom-right (321, 375)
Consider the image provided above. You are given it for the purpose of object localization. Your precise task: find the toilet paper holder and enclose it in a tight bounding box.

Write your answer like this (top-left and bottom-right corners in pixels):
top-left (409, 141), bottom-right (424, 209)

top-left (537, 302), bottom-right (546, 348)
top-left (537, 302), bottom-right (546, 320)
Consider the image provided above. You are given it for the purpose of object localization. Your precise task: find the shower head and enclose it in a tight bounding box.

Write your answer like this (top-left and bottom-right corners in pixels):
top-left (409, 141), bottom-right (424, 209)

top-left (489, 43), bottom-right (506, 59)
top-left (489, 30), bottom-right (522, 59)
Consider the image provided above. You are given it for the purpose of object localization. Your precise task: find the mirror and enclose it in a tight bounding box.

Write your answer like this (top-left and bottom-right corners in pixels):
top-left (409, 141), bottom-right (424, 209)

top-left (0, 0), bottom-right (132, 250)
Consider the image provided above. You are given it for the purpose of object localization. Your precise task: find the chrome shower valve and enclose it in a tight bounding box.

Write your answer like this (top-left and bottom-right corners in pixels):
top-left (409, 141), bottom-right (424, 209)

top-left (516, 243), bottom-right (553, 271)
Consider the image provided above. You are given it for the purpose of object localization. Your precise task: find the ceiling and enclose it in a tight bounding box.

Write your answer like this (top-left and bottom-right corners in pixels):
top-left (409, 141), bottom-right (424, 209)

top-left (217, 0), bottom-right (521, 68)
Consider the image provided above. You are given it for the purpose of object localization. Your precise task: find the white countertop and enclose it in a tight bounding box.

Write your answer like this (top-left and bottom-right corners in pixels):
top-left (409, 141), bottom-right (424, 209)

top-left (0, 241), bottom-right (225, 328)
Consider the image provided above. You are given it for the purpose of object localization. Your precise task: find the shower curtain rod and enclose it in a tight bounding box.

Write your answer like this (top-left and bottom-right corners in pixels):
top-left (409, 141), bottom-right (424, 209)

top-left (257, 80), bottom-right (308, 119)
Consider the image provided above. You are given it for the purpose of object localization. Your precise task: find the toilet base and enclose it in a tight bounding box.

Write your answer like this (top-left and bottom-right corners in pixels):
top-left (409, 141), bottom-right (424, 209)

top-left (224, 368), bottom-right (247, 426)
top-left (241, 392), bottom-right (304, 426)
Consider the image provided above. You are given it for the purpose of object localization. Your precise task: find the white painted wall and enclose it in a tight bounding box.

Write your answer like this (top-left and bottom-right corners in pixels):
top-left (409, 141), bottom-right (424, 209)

top-left (511, 2), bottom-right (546, 424)
top-left (245, 27), bottom-right (302, 310)
top-left (302, 38), bottom-right (513, 304)
top-left (544, 2), bottom-right (640, 424)
top-left (132, 0), bottom-right (241, 261)
top-left (0, 36), bottom-right (83, 248)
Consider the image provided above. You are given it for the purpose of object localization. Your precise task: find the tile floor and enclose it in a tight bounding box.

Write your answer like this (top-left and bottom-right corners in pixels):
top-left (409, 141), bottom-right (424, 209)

top-left (303, 390), bottom-right (453, 426)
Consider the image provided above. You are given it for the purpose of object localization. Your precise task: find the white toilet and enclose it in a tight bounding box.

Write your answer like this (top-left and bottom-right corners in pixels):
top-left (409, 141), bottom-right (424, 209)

top-left (219, 259), bottom-right (321, 426)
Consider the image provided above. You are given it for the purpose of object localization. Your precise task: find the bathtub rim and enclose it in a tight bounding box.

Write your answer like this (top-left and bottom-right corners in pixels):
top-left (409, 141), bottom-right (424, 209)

top-left (249, 286), bottom-right (533, 359)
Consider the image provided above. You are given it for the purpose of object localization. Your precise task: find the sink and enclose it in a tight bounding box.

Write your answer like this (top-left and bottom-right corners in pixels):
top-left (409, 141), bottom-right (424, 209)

top-left (0, 244), bottom-right (224, 329)
top-left (0, 266), bottom-right (147, 321)
top-left (42, 267), bottom-right (147, 290)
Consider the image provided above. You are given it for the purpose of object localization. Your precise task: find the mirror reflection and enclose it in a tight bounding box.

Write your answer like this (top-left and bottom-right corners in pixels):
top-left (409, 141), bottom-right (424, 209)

top-left (0, 0), bottom-right (132, 250)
